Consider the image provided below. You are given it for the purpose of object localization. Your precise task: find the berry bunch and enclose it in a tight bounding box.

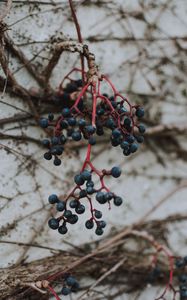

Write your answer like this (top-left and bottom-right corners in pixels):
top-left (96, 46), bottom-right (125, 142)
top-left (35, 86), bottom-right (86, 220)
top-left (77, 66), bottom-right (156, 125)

top-left (60, 274), bottom-right (79, 296)
top-left (176, 256), bottom-right (187, 299)
top-left (40, 69), bottom-right (145, 236)
top-left (48, 166), bottom-right (123, 236)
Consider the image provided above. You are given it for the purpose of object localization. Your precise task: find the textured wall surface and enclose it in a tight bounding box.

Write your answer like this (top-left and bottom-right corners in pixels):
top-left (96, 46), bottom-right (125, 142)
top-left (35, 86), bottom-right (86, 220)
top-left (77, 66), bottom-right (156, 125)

top-left (0, 1), bottom-right (187, 299)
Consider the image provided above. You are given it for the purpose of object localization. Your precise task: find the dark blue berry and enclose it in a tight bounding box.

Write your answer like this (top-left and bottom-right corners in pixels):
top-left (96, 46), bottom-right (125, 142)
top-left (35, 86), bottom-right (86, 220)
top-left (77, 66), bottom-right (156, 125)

top-left (79, 189), bottom-right (87, 198)
top-left (78, 118), bottom-right (86, 127)
top-left (69, 199), bottom-right (79, 209)
top-left (135, 135), bottom-right (144, 143)
top-left (68, 214), bottom-right (79, 224)
top-left (54, 157), bottom-right (61, 166)
top-left (75, 204), bottom-right (85, 214)
top-left (89, 136), bottom-right (96, 145)
top-left (72, 131), bottom-right (82, 141)
top-left (95, 227), bottom-right (104, 235)
top-left (58, 225), bottom-right (68, 234)
top-left (64, 82), bottom-right (78, 93)
top-left (66, 276), bottom-right (77, 286)
top-left (97, 220), bottom-right (106, 228)
top-left (120, 141), bottom-right (129, 150)
top-left (126, 135), bottom-right (135, 143)
top-left (104, 192), bottom-right (113, 201)
top-left (136, 107), bottom-right (144, 118)
top-left (97, 108), bottom-right (105, 115)
top-left (61, 287), bottom-right (71, 295)
top-left (68, 117), bottom-right (76, 126)
top-left (96, 192), bottom-right (106, 204)
top-left (96, 127), bottom-right (104, 136)
top-left (86, 186), bottom-right (95, 194)
top-left (85, 219), bottom-right (94, 229)
top-left (138, 124), bottom-right (146, 133)
top-left (112, 129), bottom-right (121, 138)
top-left (94, 210), bottom-right (102, 219)
top-left (85, 125), bottom-right (95, 134)
top-left (60, 135), bottom-right (67, 144)
top-left (44, 152), bottom-right (52, 160)
top-left (62, 108), bottom-right (71, 117)
top-left (48, 218), bottom-right (59, 230)
top-left (51, 137), bottom-right (59, 145)
top-left (60, 120), bottom-right (68, 129)
top-left (114, 196), bottom-right (123, 206)
top-left (111, 166), bottom-right (121, 178)
top-left (130, 143), bottom-right (138, 153)
top-left (48, 113), bottom-right (54, 121)
top-left (86, 180), bottom-right (94, 187)
top-left (179, 274), bottom-right (187, 283)
top-left (124, 117), bottom-right (131, 126)
top-left (39, 118), bottom-right (49, 128)
top-left (48, 194), bottom-right (59, 204)
top-left (74, 174), bottom-right (85, 185)
top-left (42, 139), bottom-right (50, 147)
top-left (105, 118), bottom-right (116, 129)
top-left (56, 201), bottom-right (66, 211)
top-left (176, 259), bottom-right (185, 268)
top-left (63, 210), bottom-right (72, 218)
top-left (81, 170), bottom-right (92, 181)
top-left (71, 281), bottom-right (80, 292)
top-left (123, 148), bottom-right (131, 156)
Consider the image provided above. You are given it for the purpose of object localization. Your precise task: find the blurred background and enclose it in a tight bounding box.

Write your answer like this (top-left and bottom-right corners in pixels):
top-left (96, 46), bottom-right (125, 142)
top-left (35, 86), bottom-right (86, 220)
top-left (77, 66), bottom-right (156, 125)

top-left (0, 0), bottom-right (187, 299)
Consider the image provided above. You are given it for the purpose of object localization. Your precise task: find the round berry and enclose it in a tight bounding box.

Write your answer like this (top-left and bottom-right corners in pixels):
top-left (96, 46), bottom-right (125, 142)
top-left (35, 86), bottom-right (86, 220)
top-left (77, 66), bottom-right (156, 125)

top-left (69, 199), bottom-right (79, 209)
top-left (54, 157), bottom-right (61, 166)
top-left (75, 204), bottom-right (85, 214)
top-left (120, 141), bottom-right (129, 150)
top-left (111, 166), bottom-right (121, 178)
top-left (124, 117), bottom-right (131, 127)
top-left (86, 180), bottom-right (94, 187)
top-left (81, 170), bottom-right (92, 181)
top-left (79, 189), bottom-right (87, 198)
top-left (42, 139), bottom-right (50, 147)
top-left (96, 192), bottom-right (106, 204)
top-left (85, 219), bottom-right (94, 229)
top-left (114, 196), bottom-right (123, 206)
top-left (58, 225), bottom-right (68, 235)
top-left (68, 117), bottom-right (76, 126)
top-left (85, 125), bottom-right (95, 134)
top-left (48, 113), bottom-right (54, 121)
top-left (130, 143), bottom-right (138, 153)
top-left (56, 201), bottom-right (66, 211)
top-left (104, 192), bottom-right (113, 201)
top-left (97, 220), bottom-right (106, 228)
top-left (112, 129), bottom-right (121, 138)
top-left (68, 214), bottom-right (79, 224)
top-left (136, 107), bottom-right (144, 118)
top-left (62, 108), bottom-right (70, 117)
top-left (66, 276), bottom-right (77, 286)
top-left (86, 186), bottom-right (95, 194)
top-left (39, 118), bottom-right (49, 128)
top-left (63, 210), bottom-right (72, 218)
top-left (176, 259), bottom-right (185, 268)
top-left (74, 174), bottom-right (85, 185)
top-left (72, 131), bottom-right (82, 141)
top-left (51, 137), bottom-right (59, 145)
top-left (48, 194), bottom-right (59, 204)
top-left (60, 120), bottom-right (68, 129)
top-left (44, 152), bottom-right (52, 160)
top-left (48, 218), bottom-right (59, 230)
top-left (78, 118), bottom-right (86, 127)
top-left (135, 135), bottom-right (144, 143)
top-left (138, 124), bottom-right (146, 134)
top-left (61, 287), bottom-right (71, 295)
top-left (94, 210), bottom-right (102, 219)
top-left (95, 227), bottom-right (104, 236)
top-left (60, 135), bottom-right (67, 144)
top-left (88, 136), bottom-right (96, 145)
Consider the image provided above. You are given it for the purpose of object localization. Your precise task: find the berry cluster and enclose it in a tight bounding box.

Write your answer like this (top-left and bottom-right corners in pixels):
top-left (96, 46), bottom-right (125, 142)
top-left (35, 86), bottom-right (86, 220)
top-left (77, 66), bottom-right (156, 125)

top-left (176, 256), bottom-right (187, 299)
top-left (60, 274), bottom-right (79, 296)
top-left (48, 166), bottom-right (123, 236)
top-left (40, 69), bottom-right (145, 236)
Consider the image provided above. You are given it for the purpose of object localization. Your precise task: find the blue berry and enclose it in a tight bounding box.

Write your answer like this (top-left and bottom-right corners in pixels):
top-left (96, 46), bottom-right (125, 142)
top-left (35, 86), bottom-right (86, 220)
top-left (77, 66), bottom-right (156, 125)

top-left (69, 199), bottom-right (79, 209)
top-left (62, 108), bottom-right (70, 117)
top-left (96, 192), bottom-right (106, 204)
top-left (111, 166), bottom-right (121, 178)
top-left (179, 274), bottom-right (187, 283)
top-left (114, 196), bottom-right (123, 206)
top-left (105, 118), bottom-right (115, 129)
top-left (112, 129), bottom-right (121, 138)
top-left (71, 281), bottom-right (80, 292)
top-left (68, 117), bottom-right (76, 126)
top-left (63, 210), bottom-right (72, 218)
top-left (126, 135), bottom-right (135, 144)
top-left (48, 218), bottom-right (59, 230)
top-left (130, 143), bottom-right (138, 153)
top-left (86, 180), bottom-right (94, 187)
top-left (60, 120), bottom-right (68, 129)
top-left (95, 227), bottom-right (104, 235)
top-left (81, 170), bottom-right (92, 181)
top-left (136, 107), bottom-right (144, 118)
top-left (39, 118), bottom-right (49, 128)
top-left (54, 157), bottom-right (61, 166)
top-left (75, 204), bottom-right (85, 214)
top-left (124, 117), bottom-right (131, 126)
top-left (61, 287), bottom-right (71, 295)
top-left (104, 192), bottom-right (113, 201)
top-left (44, 152), bottom-right (52, 160)
top-left (96, 127), bottom-right (104, 136)
top-left (176, 259), bottom-right (185, 268)
top-left (120, 141), bottom-right (129, 150)
top-left (85, 219), bottom-right (94, 229)
top-left (85, 125), bottom-right (95, 134)
top-left (89, 136), bottom-right (96, 145)
top-left (60, 135), bottom-right (67, 144)
top-left (58, 225), bottom-right (68, 234)
top-left (56, 201), bottom-right (66, 211)
top-left (86, 186), bottom-right (95, 194)
top-left (123, 148), bottom-right (131, 156)
top-left (94, 210), bottom-right (102, 219)
top-left (135, 135), bottom-right (144, 143)
top-left (78, 118), bottom-right (86, 127)
top-left (72, 131), bottom-right (82, 141)
top-left (51, 137), bottom-right (59, 145)
top-left (97, 220), bottom-right (106, 228)
top-left (74, 174), bottom-right (85, 185)
top-left (48, 194), bottom-right (59, 204)
top-left (79, 190), bottom-right (87, 198)
top-left (48, 113), bottom-right (54, 121)
top-left (138, 124), bottom-right (146, 134)
top-left (68, 214), bottom-right (78, 224)
top-left (66, 276), bottom-right (77, 286)
top-left (42, 139), bottom-right (50, 147)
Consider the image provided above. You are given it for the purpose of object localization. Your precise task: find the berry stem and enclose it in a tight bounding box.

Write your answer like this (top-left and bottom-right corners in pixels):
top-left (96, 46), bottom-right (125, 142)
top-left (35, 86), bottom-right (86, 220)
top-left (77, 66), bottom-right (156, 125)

top-left (48, 285), bottom-right (61, 300)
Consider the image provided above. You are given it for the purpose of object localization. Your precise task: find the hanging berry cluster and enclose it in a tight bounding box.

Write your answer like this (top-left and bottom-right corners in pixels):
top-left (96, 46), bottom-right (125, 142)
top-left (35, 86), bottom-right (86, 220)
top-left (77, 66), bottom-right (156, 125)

top-left (39, 42), bottom-right (146, 236)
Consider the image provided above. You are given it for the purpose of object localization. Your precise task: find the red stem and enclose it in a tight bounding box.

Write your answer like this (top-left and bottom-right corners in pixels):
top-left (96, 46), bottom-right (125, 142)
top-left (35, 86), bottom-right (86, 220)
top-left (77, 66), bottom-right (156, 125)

top-left (48, 285), bottom-right (61, 300)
